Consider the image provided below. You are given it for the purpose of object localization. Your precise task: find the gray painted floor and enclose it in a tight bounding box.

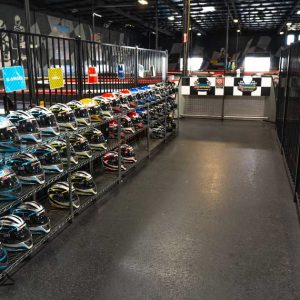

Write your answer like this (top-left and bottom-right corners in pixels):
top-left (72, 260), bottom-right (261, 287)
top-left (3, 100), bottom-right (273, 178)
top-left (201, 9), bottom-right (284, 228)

top-left (1, 119), bottom-right (300, 300)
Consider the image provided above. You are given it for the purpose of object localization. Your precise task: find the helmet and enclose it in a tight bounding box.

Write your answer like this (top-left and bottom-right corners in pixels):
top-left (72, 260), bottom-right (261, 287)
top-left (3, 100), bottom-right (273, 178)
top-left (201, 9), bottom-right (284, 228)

top-left (0, 166), bottom-right (22, 201)
top-left (7, 110), bottom-right (42, 143)
top-left (6, 153), bottom-right (45, 185)
top-left (69, 134), bottom-right (92, 159)
top-left (0, 243), bottom-right (8, 270)
top-left (92, 97), bottom-right (113, 119)
top-left (83, 128), bottom-right (107, 151)
top-left (67, 100), bottom-right (91, 126)
top-left (119, 89), bottom-right (131, 97)
top-left (32, 144), bottom-right (63, 173)
top-left (166, 116), bottom-right (176, 132)
top-left (150, 126), bottom-right (165, 139)
top-left (49, 103), bottom-right (78, 131)
top-left (49, 140), bottom-right (78, 166)
top-left (102, 152), bottom-right (126, 172)
top-left (0, 215), bottom-right (33, 251)
top-left (71, 171), bottom-right (97, 195)
top-left (127, 111), bottom-right (144, 129)
top-left (135, 107), bottom-right (148, 123)
top-left (102, 93), bottom-right (122, 114)
top-left (29, 106), bottom-right (60, 136)
top-left (80, 98), bottom-right (102, 122)
top-left (108, 120), bottom-right (125, 139)
top-left (121, 116), bottom-right (135, 134)
top-left (118, 95), bottom-right (130, 111)
top-left (101, 92), bottom-right (117, 101)
top-left (120, 144), bottom-right (137, 163)
top-left (48, 182), bottom-right (80, 209)
top-left (12, 201), bottom-right (50, 234)
top-left (0, 116), bottom-right (21, 153)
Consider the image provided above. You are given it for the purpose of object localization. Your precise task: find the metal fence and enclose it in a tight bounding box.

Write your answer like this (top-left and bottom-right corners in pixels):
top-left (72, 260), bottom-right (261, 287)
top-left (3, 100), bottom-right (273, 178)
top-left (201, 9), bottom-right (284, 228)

top-left (276, 42), bottom-right (300, 200)
top-left (0, 29), bottom-right (168, 110)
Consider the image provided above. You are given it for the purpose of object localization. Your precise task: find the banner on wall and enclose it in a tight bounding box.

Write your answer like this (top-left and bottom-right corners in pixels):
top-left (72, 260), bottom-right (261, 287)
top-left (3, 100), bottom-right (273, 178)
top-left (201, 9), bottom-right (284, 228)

top-left (88, 66), bottom-right (98, 84)
top-left (2, 66), bottom-right (26, 93)
top-left (48, 67), bottom-right (64, 89)
top-left (138, 64), bottom-right (144, 78)
top-left (117, 64), bottom-right (125, 80)
top-left (150, 65), bottom-right (156, 77)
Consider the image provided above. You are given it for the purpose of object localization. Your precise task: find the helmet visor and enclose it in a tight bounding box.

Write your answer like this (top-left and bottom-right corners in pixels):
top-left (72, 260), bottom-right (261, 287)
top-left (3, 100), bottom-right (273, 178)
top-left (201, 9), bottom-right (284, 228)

top-left (38, 114), bottom-right (58, 128)
top-left (18, 119), bottom-right (39, 134)
top-left (31, 210), bottom-right (49, 226)
top-left (90, 133), bottom-right (105, 144)
top-left (56, 112), bottom-right (76, 123)
top-left (73, 178), bottom-right (95, 190)
top-left (88, 106), bottom-right (101, 116)
top-left (0, 173), bottom-right (20, 191)
top-left (74, 108), bottom-right (89, 118)
top-left (11, 225), bottom-right (31, 242)
top-left (73, 140), bottom-right (91, 152)
top-left (18, 161), bottom-right (43, 176)
top-left (101, 103), bottom-right (112, 112)
top-left (0, 126), bottom-right (20, 143)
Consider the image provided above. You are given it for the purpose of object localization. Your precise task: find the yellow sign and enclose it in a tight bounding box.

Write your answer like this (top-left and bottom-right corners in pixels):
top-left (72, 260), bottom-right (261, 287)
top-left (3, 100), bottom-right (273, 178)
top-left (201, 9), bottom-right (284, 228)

top-left (48, 67), bottom-right (64, 89)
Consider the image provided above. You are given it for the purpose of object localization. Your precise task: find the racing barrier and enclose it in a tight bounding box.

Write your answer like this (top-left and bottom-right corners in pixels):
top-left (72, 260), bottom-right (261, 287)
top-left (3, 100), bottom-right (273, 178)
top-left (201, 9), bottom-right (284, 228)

top-left (0, 29), bottom-right (168, 109)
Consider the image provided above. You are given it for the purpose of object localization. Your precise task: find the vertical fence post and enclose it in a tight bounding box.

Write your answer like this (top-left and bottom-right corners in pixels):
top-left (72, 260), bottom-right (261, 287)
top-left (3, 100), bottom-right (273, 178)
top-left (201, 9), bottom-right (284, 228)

top-left (66, 134), bottom-right (74, 222)
top-left (281, 46), bottom-right (292, 153)
top-left (135, 46), bottom-right (138, 87)
top-left (117, 116), bottom-right (122, 183)
top-left (293, 127), bottom-right (300, 203)
top-left (147, 103), bottom-right (150, 158)
top-left (75, 36), bottom-right (83, 99)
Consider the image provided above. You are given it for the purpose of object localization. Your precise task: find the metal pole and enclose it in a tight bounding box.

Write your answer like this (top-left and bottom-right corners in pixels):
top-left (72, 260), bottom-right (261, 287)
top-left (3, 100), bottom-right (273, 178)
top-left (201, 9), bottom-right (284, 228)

top-left (182, 0), bottom-right (190, 76)
top-left (155, 0), bottom-right (159, 49)
top-left (164, 97), bottom-right (167, 143)
top-left (117, 116), bottom-right (122, 183)
top-left (92, 14), bottom-right (95, 42)
top-left (66, 134), bottom-right (74, 221)
top-left (235, 30), bottom-right (239, 67)
top-left (24, 0), bottom-right (31, 33)
top-left (281, 47), bottom-right (292, 153)
top-left (147, 103), bottom-right (150, 158)
top-left (134, 46), bottom-right (138, 86)
top-left (293, 134), bottom-right (300, 203)
top-left (225, 5), bottom-right (230, 73)
top-left (75, 36), bottom-right (83, 99)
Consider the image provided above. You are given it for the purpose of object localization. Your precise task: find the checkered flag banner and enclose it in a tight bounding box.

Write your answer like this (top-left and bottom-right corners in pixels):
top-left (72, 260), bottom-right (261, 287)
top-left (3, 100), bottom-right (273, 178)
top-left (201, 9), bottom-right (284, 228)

top-left (181, 76), bottom-right (272, 96)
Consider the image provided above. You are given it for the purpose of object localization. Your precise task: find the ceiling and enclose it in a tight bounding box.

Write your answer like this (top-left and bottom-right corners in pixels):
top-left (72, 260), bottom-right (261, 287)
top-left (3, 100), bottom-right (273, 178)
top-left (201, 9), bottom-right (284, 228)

top-left (10, 0), bottom-right (300, 36)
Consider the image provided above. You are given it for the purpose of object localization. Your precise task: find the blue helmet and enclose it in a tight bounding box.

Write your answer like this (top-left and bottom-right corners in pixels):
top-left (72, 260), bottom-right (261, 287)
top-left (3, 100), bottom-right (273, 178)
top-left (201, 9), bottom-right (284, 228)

top-left (0, 166), bottom-right (22, 201)
top-left (0, 116), bottom-right (21, 153)
top-left (129, 88), bottom-right (139, 94)
top-left (6, 153), bottom-right (45, 185)
top-left (0, 242), bottom-right (8, 270)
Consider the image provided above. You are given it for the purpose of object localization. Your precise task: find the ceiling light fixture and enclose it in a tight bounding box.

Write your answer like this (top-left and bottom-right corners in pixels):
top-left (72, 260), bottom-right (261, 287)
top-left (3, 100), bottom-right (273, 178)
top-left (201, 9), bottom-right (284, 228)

top-left (189, 27), bottom-right (192, 31)
top-left (202, 6), bottom-right (215, 13)
top-left (233, 19), bottom-right (238, 23)
top-left (197, 33), bottom-right (202, 36)
top-left (237, 29), bottom-right (241, 33)
top-left (168, 16), bottom-right (175, 21)
top-left (138, 0), bottom-right (148, 5)
top-left (287, 22), bottom-right (292, 26)
top-left (279, 31), bottom-right (284, 35)
top-left (297, 10), bottom-right (300, 15)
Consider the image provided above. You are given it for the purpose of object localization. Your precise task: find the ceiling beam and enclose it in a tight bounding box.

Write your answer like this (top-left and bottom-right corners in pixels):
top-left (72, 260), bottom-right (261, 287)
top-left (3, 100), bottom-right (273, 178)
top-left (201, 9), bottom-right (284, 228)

top-left (160, 0), bottom-right (205, 34)
top-left (278, 0), bottom-right (300, 33)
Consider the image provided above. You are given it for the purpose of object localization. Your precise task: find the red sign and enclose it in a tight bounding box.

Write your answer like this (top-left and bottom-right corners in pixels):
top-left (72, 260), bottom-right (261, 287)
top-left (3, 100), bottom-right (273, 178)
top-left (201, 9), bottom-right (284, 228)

top-left (88, 67), bottom-right (98, 84)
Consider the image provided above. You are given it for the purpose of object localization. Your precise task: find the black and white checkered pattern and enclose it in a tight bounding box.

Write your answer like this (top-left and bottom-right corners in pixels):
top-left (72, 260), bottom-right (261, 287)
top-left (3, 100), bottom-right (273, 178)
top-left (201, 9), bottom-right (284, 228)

top-left (181, 76), bottom-right (272, 96)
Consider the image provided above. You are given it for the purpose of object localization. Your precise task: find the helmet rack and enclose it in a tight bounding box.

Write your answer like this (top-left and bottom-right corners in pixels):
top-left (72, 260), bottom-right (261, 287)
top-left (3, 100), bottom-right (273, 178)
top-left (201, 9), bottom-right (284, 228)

top-left (0, 85), bottom-right (178, 284)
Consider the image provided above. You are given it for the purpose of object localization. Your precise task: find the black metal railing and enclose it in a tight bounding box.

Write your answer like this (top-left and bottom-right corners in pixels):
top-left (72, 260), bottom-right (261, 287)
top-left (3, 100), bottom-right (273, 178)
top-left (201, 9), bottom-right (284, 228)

top-left (0, 29), bottom-right (168, 109)
top-left (276, 41), bottom-right (300, 201)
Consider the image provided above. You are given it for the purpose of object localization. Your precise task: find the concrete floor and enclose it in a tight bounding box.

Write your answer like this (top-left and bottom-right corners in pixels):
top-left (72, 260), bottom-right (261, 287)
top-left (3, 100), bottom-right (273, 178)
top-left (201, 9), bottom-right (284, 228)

top-left (1, 119), bottom-right (300, 300)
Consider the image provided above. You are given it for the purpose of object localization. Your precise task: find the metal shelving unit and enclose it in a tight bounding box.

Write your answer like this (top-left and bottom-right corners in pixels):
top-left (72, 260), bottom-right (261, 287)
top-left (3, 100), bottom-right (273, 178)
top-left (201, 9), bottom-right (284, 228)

top-left (0, 92), bottom-right (178, 284)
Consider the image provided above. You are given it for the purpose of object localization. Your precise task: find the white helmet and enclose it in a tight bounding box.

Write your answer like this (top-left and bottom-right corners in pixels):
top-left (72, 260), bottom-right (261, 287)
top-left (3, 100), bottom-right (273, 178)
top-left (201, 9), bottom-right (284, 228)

top-left (49, 103), bottom-right (78, 131)
top-left (67, 100), bottom-right (91, 126)
top-left (71, 171), bottom-right (97, 195)
top-left (0, 215), bottom-right (33, 251)
top-left (7, 110), bottom-right (42, 143)
top-left (29, 106), bottom-right (60, 136)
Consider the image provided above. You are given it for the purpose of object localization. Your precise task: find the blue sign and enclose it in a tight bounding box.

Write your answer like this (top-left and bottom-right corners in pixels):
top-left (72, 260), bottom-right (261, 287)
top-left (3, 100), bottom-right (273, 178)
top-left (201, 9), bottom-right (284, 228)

top-left (117, 64), bottom-right (125, 80)
top-left (2, 66), bottom-right (26, 93)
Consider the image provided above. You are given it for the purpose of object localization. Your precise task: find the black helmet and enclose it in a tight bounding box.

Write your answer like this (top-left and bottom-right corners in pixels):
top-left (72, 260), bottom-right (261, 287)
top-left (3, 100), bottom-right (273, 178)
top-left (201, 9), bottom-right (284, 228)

top-left (120, 144), bottom-right (137, 163)
top-left (0, 166), bottom-right (22, 201)
top-left (150, 126), bottom-right (165, 139)
top-left (0, 215), bottom-right (33, 251)
top-left (48, 182), bottom-right (80, 209)
top-left (71, 171), bottom-right (97, 195)
top-left (6, 153), bottom-right (45, 185)
top-left (69, 134), bottom-right (92, 159)
top-left (12, 201), bottom-right (51, 234)
top-left (82, 128), bottom-right (107, 151)
top-left (32, 144), bottom-right (63, 174)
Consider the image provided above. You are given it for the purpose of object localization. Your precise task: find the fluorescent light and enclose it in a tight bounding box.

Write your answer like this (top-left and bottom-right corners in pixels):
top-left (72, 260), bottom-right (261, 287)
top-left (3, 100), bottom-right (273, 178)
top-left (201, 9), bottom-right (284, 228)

top-left (168, 16), bottom-right (175, 21)
top-left (297, 10), bottom-right (300, 15)
top-left (244, 57), bottom-right (270, 72)
top-left (233, 19), bottom-right (238, 23)
top-left (279, 31), bottom-right (284, 35)
top-left (287, 34), bottom-right (295, 45)
top-left (202, 6), bottom-right (215, 13)
top-left (237, 29), bottom-right (241, 33)
top-left (189, 27), bottom-right (192, 31)
top-left (197, 32), bottom-right (202, 36)
top-left (93, 13), bottom-right (102, 18)
top-left (138, 0), bottom-right (148, 5)
top-left (286, 22), bottom-right (292, 26)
